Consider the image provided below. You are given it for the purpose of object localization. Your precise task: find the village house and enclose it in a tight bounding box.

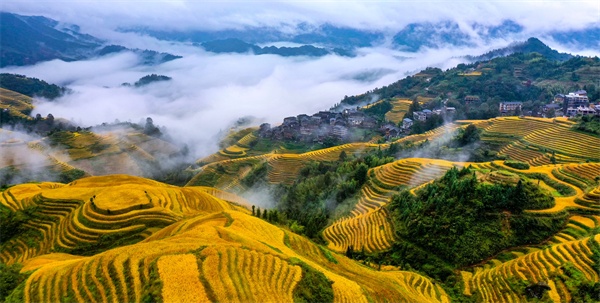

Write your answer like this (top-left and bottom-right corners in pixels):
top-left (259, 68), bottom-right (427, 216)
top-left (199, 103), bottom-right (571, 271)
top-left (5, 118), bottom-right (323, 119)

top-left (413, 111), bottom-right (427, 121)
top-left (333, 125), bottom-right (348, 139)
top-left (348, 112), bottom-right (365, 126)
top-left (380, 122), bottom-right (400, 139)
top-left (576, 106), bottom-right (596, 116)
top-left (563, 91), bottom-right (589, 114)
top-left (283, 116), bottom-right (298, 126)
top-left (464, 95), bottom-right (481, 105)
top-left (499, 102), bottom-right (522, 113)
top-left (402, 118), bottom-right (413, 130)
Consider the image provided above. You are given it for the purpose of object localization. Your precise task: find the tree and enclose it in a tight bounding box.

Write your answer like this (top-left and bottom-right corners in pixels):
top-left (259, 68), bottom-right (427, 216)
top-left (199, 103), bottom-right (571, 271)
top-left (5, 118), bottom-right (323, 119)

top-left (0, 262), bottom-right (26, 301)
top-left (338, 151), bottom-right (347, 162)
top-left (550, 151), bottom-right (557, 165)
top-left (256, 207), bottom-right (261, 218)
top-left (252, 205), bottom-right (255, 216)
top-left (143, 117), bottom-right (161, 136)
top-left (46, 113), bottom-right (54, 125)
top-left (457, 124), bottom-right (481, 146)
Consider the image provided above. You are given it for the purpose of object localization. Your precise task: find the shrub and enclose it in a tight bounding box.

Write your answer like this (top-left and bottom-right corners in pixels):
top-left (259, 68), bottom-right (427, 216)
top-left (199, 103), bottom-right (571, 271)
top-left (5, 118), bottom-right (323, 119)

top-left (504, 160), bottom-right (530, 170)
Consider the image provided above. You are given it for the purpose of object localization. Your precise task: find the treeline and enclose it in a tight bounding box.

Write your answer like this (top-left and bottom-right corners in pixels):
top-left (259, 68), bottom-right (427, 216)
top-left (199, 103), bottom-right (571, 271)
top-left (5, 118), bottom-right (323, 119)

top-left (0, 73), bottom-right (66, 99)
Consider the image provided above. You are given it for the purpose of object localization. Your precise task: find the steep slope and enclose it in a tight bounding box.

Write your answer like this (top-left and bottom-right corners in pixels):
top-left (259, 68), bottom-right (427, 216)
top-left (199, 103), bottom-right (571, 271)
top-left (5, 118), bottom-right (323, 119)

top-left (1, 175), bottom-right (449, 303)
top-left (0, 175), bottom-right (245, 264)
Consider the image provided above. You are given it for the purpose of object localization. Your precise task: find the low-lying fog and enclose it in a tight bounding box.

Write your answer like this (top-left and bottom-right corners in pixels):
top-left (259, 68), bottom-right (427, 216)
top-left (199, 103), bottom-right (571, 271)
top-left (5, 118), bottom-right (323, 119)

top-left (0, 44), bottom-right (478, 158)
top-left (2, 38), bottom-right (598, 160)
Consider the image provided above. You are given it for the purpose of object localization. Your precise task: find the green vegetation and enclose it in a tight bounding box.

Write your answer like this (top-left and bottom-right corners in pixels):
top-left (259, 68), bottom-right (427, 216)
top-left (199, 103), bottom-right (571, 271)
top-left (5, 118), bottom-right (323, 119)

top-left (0, 73), bottom-right (66, 99)
top-left (58, 169), bottom-right (86, 183)
top-left (362, 100), bottom-right (392, 120)
top-left (290, 258), bottom-right (334, 303)
top-left (0, 263), bottom-right (29, 302)
top-left (572, 115), bottom-right (600, 135)
top-left (336, 53), bottom-right (600, 122)
top-left (273, 152), bottom-right (394, 242)
top-left (140, 259), bottom-right (163, 303)
top-left (504, 160), bottom-right (530, 170)
top-left (384, 167), bottom-right (565, 279)
top-left (0, 204), bottom-right (40, 244)
top-left (133, 74), bottom-right (172, 87)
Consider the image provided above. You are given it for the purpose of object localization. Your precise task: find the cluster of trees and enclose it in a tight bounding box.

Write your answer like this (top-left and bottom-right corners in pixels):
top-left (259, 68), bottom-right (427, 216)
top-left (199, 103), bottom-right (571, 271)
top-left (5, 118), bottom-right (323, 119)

top-left (377, 167), bottom-right (565, 280)
top-left (0, 73), bottom-right (66, 99)
top-left (249, 150), bottom-right (395, 242)
top-left (572, 115), bottom-right (600, 135)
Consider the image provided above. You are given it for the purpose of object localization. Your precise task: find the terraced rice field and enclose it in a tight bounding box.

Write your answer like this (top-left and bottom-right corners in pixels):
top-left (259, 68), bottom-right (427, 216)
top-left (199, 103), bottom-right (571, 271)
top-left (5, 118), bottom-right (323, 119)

top-left (464, 235), bottom-right (600, 303)
top-left (0, 88), bottom-right (34, 120)
top-left (499, 141), bottom-right (551, 166)
top-left (384, 99), bottom-right (412, 123)
top-left (323, 158), bottom-right (458, 253)
top-left (267, 143), bottom-right (379, 185)
top-left (575, 186), bottom-right (600, 210)
top-left (14, 208), bottom-right (450, 303)
top-left (0, 175), bottom-right (241, 264)
top-left (483, 117), bottom-right (600, 161)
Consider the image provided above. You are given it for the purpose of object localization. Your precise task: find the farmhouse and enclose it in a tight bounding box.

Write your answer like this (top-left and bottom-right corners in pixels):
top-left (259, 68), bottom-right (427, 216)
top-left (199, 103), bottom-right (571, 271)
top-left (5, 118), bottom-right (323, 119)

top-left (402, 118), bottom-right (413, 130)
top-left (499, 102), bottom-right (522, 113)
top-left (563, 91), bottom-right (589, 114)
top-left (464, 95), bottom-right (481, 105)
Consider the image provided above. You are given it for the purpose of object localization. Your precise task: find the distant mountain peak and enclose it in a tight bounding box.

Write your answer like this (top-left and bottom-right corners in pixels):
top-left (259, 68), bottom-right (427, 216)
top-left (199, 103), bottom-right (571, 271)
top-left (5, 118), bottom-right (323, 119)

top-left (469, 37), bottom-right (572, 62)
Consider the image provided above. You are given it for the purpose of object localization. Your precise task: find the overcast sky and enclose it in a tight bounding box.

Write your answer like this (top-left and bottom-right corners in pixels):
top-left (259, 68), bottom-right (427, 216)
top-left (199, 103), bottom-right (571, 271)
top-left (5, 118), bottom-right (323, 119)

top-left (2, 0), bottom-right (599, 35)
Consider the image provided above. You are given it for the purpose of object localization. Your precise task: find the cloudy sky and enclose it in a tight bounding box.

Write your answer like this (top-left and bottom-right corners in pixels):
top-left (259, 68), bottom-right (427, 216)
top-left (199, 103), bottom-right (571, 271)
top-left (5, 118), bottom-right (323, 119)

top-left (2, 0), bottom-right (599, 34)
top-left (1, 0), bottom-right (599, 159)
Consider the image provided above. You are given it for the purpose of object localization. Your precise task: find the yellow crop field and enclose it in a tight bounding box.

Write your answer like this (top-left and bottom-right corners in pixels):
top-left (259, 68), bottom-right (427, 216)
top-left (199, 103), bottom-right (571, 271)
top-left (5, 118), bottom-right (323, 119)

top-left (384, 98), bottom-right (412, 123)
top-left (10, 203), bottom-right (449, 303)
top-left (0, 175), bottom-right (238, 264)
top-left (458, 71), bottom-right (482, 76)
top-left (464, 235), bottom-right (600, 302)
top-left (158, 254), bottom-right (210, 302)
top-left (0, 88), bottom-right (34, 120)
top-left (481, 117), bottom-right (599, 163)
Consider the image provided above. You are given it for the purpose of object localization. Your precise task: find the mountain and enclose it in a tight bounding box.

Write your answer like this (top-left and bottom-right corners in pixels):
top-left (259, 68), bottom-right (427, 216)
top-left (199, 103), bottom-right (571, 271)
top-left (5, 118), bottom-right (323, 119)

top-left (0, 12), bottom-right (101, 67)
top-left (337, 40), bottom-right (598, 116)
top-left (125, 23), bottom-right (383, 49)
top-left (0, 12), bottom-right (181, 67)
top-left (392, 21), bottom-right (474, 51)
top-left (470, 37), bottom-right (573, 62)
top-left (0, 73), bottom-right (66, 99)
top-left (200, 38), bottom-right (352, 57)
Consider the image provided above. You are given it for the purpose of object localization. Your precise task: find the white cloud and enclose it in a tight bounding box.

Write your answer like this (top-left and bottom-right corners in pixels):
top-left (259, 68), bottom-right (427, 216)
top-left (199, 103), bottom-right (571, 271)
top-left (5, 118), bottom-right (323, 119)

top-left (1, 43), bottom-right (493, 158)
top-left (1, 0), bottom-right (598, 35)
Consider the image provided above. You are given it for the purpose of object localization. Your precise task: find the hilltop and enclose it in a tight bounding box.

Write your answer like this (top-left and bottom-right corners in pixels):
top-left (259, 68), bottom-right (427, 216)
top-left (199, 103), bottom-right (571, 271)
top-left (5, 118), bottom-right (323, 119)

top-left (337, 46), bottom-right (599, 120)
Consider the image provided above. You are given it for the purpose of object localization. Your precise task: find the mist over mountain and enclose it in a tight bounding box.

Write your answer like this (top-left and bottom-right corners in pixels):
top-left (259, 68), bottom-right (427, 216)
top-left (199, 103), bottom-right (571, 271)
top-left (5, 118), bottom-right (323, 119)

top-left (0, 12), bottom-right (181, 67)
